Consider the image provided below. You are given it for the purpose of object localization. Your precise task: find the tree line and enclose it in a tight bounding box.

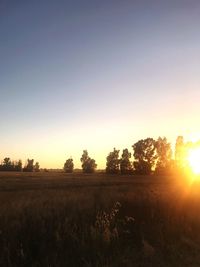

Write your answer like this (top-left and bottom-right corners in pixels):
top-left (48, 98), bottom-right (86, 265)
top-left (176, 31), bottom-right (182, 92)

top-left (0, 158), bottom-right (40, 172)
top-left (0, 136), bottom-right (197, 174)
top-left (63, 137), bottom-right (172, 174)
top-left (64, 136), bottom-right (198, 175)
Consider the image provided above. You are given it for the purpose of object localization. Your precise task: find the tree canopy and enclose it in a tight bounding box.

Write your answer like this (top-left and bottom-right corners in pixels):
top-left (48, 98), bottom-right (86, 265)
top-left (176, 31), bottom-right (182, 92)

top-left (155, 137), bottom-right (172, 174)
top-left (80, 150), bottom-right (97, 173)
top-left (0, 158), bottom-right (22, 172)
top-left (132, 138), bottom-right (157, 174)
top-left (64, 158), bottom-right (74, 173)
top-left (106, 148), bottom-right (120, 174)
top-left (120, 149), bottom-right (133, 174)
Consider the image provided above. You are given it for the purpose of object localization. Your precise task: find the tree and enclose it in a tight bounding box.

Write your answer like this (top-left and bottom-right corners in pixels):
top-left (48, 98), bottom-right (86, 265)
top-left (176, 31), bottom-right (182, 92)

top-left (120, 148), bottom-right (133, 174)
top-left (175, 136), bottom-right (187, 169)
top-left (64, 158), bottom-right (74, 173)
top-left (23, 159), bottom-right (34, 172)
top-left (132, 138), bottom-right (157, 174)
top-left (15, 160), bottom-right (22, 172)
top-left (34, 162), bottom-right (40, 172)
top-left (106, 148), bottom-right (120, 174)
top-left (3, 157), bottom-right (12, 170)
top-left (0, 158), bottom-right (22, 172)
top-left (155, 137), bottom-right (172, 174)
top-left (80, 150), bottom-right (97, 173)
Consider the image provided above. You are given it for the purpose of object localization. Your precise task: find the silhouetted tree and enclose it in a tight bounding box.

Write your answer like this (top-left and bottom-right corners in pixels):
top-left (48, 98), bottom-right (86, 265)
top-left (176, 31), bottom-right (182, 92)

top-left (15, 160), bottom-right (22, 172)
top-left (23, 159), bottom-right (34, 172)
top-left (120, 148), bottom-right (133, 174)
top-left (3, 157), bottom-right (12, 170)
top-left (0, 158), bottom-right (23, 172)
top-left (106, 148), bottom-right (120, 174)
top-left (64, 158), bottom-right (74, 173)
top-left (34, 162), bottom-right (40, 172)
top-left (155, 137), bottom-right (172, 174)
top-left (80, 150), bottom-right (97, 173)
top-left (132, 138), bottom-right (157, 174)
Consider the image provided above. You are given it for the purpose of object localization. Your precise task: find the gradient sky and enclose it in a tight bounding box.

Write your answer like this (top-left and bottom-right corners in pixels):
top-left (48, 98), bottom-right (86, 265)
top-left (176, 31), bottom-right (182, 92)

top-left (1, 0), bottom-right (200, 168)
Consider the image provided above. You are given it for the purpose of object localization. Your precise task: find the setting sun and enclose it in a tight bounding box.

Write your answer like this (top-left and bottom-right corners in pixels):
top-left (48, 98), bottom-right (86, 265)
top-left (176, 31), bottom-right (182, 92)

top-left (188, 148), bottom-right (200, 175)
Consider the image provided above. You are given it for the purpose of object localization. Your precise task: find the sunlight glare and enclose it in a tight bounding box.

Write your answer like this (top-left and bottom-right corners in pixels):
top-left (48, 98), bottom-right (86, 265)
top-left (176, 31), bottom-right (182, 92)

top-left (188, 148), bottom-right (200, 175)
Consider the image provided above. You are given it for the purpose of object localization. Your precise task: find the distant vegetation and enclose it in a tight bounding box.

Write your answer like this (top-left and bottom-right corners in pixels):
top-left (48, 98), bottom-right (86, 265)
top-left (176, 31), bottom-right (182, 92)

top-left (23, 159), bottom-right (40, 172)
top-left (0, 157), bottom-right (22, 172)
top-left (0, 136), bottom-right (199, 174)
top-left (0, 158), bottom-right (40, 172)
top-left (80, 150), bottom-right (97, 173)
top-left (63, 158), bottom-right (74, 173)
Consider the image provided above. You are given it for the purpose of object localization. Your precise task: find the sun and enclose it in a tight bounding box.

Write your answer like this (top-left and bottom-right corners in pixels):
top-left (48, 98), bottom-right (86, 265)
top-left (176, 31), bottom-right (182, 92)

top-left (188, 148), bottom-right (200, 175)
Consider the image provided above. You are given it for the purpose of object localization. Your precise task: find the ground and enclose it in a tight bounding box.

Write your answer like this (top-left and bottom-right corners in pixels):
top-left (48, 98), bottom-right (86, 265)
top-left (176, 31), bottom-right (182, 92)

top-left (0, 172), bottom-right (200, 266)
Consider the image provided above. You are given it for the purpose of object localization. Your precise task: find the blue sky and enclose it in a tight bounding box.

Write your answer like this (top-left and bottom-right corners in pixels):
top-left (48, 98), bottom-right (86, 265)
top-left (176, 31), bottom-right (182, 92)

top-left (1, 0), bottom-right (200, 168)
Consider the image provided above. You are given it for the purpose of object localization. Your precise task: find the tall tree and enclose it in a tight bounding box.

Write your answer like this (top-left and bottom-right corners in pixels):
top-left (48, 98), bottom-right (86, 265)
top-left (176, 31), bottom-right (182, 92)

top-left (0, 158), bottom-right (22, 171)
top-left (3, 157), bottom-right (12, 170)
top-left (80, 150), bottom-right (97, 173)
top-left (64, 158), bottom-right (74, 173)
top-left (23, 159), bottom-right (34, 172)
top-left (34, 162), bottom-right (40, 172)
top-left (106, 148), bottom-right (120, 174)
top-left (155, 137), bottom-right (172, 174)
top-left (120, 148), bottom-right (133, 174)
top-left (15, 160), bottom-right (22, 172)
top-left (132, 138), bottom-right (157, 174)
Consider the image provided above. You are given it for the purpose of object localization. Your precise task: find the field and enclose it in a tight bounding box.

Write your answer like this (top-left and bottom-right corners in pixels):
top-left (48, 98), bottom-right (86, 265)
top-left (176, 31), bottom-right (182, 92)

top-left (1, 172), bottom-right (200, 267)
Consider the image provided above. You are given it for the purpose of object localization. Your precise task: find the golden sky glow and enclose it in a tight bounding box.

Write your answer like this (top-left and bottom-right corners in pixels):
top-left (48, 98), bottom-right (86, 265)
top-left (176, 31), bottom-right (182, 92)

top-left (1, 1), bottom-right (200, 169)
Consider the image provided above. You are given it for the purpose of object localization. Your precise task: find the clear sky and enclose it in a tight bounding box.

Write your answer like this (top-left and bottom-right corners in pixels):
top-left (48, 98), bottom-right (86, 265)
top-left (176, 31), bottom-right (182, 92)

top-left (1, 0), bottom-right (200, 169)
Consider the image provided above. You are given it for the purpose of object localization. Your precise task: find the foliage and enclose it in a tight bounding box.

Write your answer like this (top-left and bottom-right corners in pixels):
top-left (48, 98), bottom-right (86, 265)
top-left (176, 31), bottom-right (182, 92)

top-left (34, 162), bottom-right (40, 172)
top-left (155, 137), bottom-right (172, 174)
top-left (132, 138), bottom-right (157, 174)
top-left (64, 158), bottom-right (74, 173)
top-left (0, 158), bottom-right (22, 171)
top-left (91, 202), bottom-right (122, 243)
top-left (120, 148), bottom-right (133, 174)
top-left (106, 148), bottom-right (120, 174)
top-left (23, 159), bottom-right (34, 172)
top-left (80, 150), bottom-right (97, 173)
top-left (91, 201), bottom-right (136, 246)
top-left (0, 135), bottom-right (198, 176)
top-left (3, 157), bottom-right (12, 167)
top-left (15, 160), bottom-right (23, 172)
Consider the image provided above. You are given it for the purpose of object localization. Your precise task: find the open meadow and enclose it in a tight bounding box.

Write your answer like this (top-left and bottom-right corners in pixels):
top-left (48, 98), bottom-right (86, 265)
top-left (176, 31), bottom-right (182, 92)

top-left (0, 172), bottom-right (200, 267)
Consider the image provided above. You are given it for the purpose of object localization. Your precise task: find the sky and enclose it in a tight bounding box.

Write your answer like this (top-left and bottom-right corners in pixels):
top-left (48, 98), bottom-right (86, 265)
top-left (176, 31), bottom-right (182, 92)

top-left (0, 0), bottom-right (200, 169)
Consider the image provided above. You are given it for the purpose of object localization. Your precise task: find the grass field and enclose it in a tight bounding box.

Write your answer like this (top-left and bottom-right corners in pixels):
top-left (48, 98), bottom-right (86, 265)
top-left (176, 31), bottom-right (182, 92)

top-left (0, 172), bottom-right (200, 267)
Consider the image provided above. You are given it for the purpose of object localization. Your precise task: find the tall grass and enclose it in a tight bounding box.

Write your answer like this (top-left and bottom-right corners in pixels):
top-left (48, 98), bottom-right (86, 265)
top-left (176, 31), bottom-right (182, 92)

top-left (0, 173), bottom-right (200, 266)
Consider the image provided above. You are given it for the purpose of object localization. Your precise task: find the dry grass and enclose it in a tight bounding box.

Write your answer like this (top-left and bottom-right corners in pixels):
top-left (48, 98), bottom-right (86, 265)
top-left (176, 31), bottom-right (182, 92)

top-left (0, 172), bottom-right (200, 266)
